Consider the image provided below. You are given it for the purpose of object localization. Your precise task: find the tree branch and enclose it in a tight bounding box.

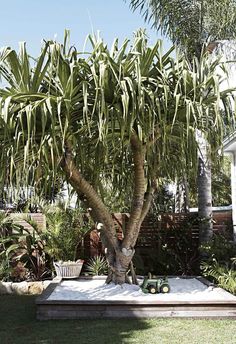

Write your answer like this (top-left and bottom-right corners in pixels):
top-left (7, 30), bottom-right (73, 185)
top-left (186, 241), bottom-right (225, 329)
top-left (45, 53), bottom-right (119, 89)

top-left (122, 132), bottom-right (146, 249)
top-left (61, 141), bottom-right (119, 252)
top-left (139, 180), bottom-right (157, 226)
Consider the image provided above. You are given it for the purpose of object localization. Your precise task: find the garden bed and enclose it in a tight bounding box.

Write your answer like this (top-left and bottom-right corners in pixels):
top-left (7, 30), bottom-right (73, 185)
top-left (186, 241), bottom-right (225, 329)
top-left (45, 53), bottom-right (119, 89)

top-left (36, 276), bottom-right (236, 319)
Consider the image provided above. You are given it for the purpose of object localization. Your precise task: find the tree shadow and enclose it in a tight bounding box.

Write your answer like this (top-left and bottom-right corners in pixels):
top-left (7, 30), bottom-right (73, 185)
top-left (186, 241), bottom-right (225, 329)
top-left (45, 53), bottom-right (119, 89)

top-left (0, 295), bottom-right (153, 344)
top-left (1, 294), bottom-right (235, 344)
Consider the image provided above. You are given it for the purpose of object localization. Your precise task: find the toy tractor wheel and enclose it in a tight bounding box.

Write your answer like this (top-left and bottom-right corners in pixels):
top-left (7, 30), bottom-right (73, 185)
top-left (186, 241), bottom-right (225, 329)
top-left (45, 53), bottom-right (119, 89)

top-left (148, 285), bottom-right (157, 294)
top-left (160, 284), bottom-right (170, 293)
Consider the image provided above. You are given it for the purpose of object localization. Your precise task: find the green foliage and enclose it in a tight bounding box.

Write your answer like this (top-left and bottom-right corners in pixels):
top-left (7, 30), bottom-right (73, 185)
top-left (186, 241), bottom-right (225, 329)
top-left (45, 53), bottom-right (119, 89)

top-left (0, 211), bottom-right (22, 235)
top-left (200, 234), bottom-right (236, 264)
top-left (0, 207), bottom-right (91, 281)
top-left (0, 207), bottom-right (92, 281)
top-left (151, 182), bottom-right (175, 213)
top-left (134, 217), bottom-right (200, 275)
top-left (189, 157), bottom-right (231, 207)
top-left (0, 258), bottom-right (12, 281)
top-left (212, 160), bottom-right (231, 207)
top-left (201, 261), bottom-right (236, 295)
top-left (0, 214), bottom-right (52, 281)
top-left (129, 0), bottom-right (236, 57)
top-left (0, 213), bottom-right (24, 281)
top-left (200, 235), bottom-right (236, 294)
top-left (42, 206), bottom-right (91, 262)
top-left (85, 255), bottom-right (108, 276)
top-left (0, 31), bottom-right (232, 208)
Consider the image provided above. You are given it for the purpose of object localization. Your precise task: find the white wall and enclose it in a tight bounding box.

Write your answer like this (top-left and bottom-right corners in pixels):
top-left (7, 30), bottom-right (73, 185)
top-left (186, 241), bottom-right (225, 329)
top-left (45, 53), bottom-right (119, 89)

top-left (231, 152), bottom-right (236, 240)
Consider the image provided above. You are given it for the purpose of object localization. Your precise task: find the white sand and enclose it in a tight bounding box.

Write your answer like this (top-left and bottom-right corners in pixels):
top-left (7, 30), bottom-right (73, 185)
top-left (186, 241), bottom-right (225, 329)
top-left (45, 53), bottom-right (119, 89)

top-left (47, 277), bottom-right (236, 302)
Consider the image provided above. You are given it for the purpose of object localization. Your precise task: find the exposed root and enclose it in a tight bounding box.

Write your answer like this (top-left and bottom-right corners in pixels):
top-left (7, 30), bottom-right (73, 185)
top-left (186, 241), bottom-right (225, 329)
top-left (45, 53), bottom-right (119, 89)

top-left (125, 274), bottom-right (132, 284)
top-left (105, 270), bottom-right (113, 284)
top-left (130, 261), bottom-right (139, 285)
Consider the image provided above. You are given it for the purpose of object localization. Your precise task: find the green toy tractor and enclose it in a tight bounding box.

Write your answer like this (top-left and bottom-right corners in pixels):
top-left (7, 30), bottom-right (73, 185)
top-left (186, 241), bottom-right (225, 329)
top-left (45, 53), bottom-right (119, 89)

top-left (141, 275), bottom-right (170, 294)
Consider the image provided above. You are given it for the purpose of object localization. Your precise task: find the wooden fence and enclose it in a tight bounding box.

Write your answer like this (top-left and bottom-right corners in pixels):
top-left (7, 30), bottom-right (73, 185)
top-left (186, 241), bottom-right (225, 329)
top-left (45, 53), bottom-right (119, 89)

top-left (132, 211), bottom-right (233, 274)
top-left (83, 211), bottom-right (233, 266)
top-left (1, 210), bottom-right (233, 273)
top-left (136, 211), bottom-right (233, 248)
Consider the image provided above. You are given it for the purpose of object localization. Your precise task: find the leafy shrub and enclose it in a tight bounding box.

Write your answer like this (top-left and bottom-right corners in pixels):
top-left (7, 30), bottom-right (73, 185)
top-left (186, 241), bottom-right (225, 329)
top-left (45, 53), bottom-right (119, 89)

top-left (0, 258), bottom-right (12, 281)
top-left (42, 206), bottom-right (92, 262)
top-left (0, 216), bottom-right (52, 281)
top-left (201, 260), bottom-right (236, 295)
top-left (200, 235), bottom-right (236, 295)
top-left (0, 207), bottom-right (93, 281)
top-left (200, 235), bottom-right (235, 264)
top-left (134, 217), bottom-right (199, 276)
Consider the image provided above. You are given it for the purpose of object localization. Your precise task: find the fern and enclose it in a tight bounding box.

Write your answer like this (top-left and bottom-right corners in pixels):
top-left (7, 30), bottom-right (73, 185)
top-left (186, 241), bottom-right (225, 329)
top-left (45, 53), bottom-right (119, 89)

top-left (202, 260), bottom-right (236, 295)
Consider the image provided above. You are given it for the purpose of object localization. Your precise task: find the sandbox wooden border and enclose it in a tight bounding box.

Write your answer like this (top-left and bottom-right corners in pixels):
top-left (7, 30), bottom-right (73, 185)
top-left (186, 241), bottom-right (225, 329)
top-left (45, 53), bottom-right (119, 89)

top-left (36, 276), bottom-right (236, 319)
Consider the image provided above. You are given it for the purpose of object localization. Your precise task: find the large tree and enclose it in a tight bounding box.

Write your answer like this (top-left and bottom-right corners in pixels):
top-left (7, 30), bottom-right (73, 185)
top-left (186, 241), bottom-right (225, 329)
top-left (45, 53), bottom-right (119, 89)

top-left (129, 0), bottom-right (236, 243)
top-left (0, 31), bottom-right (230, 283)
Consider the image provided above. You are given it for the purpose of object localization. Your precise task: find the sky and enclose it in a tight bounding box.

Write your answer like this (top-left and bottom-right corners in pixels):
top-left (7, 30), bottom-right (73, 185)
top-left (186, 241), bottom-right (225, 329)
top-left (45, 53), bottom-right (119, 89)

top-left (0, 0), bottom-right (171, 55)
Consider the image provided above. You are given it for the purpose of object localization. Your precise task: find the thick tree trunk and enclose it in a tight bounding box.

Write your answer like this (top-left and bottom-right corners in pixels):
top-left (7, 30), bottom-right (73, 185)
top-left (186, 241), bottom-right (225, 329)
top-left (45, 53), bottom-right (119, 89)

top-left (105, 248), bottom-right (134, 284)
top-left (62, 137), bottom-right (154, 285)
top-left (122, 133), bottom-right (146, 249)
top-left (183, 175), bottom-right (190, 212)
top-left (197, 133), bottom-right (213, 244)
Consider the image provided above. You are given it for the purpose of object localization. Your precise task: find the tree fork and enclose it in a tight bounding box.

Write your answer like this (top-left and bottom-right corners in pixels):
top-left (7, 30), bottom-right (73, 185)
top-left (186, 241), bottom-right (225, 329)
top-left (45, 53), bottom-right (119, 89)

top-left (62, 142), bottom-right (137, 284)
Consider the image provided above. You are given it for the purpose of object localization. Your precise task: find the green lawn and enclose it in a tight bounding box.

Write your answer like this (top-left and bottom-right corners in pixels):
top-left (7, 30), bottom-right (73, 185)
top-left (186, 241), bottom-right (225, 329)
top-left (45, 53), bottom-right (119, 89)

top-left (0, 295), bottom-right (236, 344)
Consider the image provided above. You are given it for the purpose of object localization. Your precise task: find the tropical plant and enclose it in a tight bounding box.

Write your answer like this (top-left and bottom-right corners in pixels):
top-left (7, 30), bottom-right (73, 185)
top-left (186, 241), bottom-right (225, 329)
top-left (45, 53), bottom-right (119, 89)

top-left (129, 0), bottom-right (236, 57)
top-left (200, 234), bottom-right (236, 264)
top-left (0, 258), bottom-right (12, 281)
top-left (0, 31), bottom-right (232, 284)
top-left (129, 0), bottom-right (236, 245)
top-left (85, 255), bottom-right (108, 276)
top-left (0, 212), bottom-right (22, 236)
top-left (201, 260), bottom-right (236, 295)
top-left (42, 205), bottom-right (91, 262)
top-left (0, 212), bottom-right (25, 280)
top-left (200, 234), bottom-right (236, 294)
top-left (0, 217), bottom-right (52, 281)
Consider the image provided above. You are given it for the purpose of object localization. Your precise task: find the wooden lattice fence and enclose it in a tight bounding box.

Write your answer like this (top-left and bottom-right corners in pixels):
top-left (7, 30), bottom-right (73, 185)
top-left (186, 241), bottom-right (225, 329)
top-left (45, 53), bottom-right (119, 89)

top-left (1, 210), bottom-right (233, 273)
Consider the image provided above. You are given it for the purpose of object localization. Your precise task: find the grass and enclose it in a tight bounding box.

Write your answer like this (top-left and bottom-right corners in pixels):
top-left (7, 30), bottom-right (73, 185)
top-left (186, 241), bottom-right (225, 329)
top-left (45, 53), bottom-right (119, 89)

top-left (0, 295), bottom-right (236, 344)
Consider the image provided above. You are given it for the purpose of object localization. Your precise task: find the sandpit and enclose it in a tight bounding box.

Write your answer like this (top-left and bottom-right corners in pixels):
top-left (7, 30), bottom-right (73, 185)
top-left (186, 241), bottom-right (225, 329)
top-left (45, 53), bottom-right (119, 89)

top-left (47, 277), bottom-right (236, 302)
top-left (36, 277), bottom-right (236, 319)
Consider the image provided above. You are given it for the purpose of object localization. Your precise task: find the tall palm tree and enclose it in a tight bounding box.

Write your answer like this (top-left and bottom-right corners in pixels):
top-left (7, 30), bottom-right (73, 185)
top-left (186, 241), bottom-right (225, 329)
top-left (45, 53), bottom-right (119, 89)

top-left (129, 0), bottom-right (236, 57)
top-left (0, 31), bottom-right (231, 283)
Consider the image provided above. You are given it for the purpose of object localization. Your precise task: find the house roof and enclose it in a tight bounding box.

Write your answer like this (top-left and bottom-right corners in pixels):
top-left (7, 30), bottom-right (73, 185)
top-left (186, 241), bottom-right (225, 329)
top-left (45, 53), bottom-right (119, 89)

top-left (223, 131), bottom-right (236, 152)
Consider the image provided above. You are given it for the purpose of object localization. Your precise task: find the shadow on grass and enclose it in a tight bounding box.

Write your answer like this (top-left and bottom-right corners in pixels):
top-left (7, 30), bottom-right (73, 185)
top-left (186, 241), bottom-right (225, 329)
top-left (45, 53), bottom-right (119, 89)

top-left (1, 295), bottom-right (236, 344)
top-left (0, 295), bottom-right (152, 344)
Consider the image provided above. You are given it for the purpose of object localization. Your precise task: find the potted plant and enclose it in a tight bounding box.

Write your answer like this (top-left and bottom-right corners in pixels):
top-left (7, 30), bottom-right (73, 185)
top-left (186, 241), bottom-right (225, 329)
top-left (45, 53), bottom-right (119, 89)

top-left (42, 206), bottom-right (91, 279)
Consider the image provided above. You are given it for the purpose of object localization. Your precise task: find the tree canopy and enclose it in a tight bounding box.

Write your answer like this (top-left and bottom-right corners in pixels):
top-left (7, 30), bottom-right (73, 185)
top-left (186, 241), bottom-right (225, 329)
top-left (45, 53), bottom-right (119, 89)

top-left (0, 31), bottom-right (232, 282)
top-left (0, 32), bottom-right (229, 194)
